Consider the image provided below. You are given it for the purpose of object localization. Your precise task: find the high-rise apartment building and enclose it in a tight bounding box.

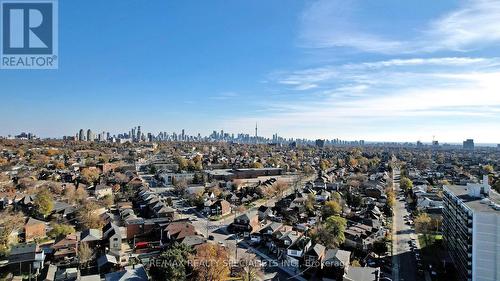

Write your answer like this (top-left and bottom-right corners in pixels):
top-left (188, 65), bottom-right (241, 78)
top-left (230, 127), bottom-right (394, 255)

top-left (463, 139), bottom-right (475, 150)
top-left (443, 176), bottom-right (500, 281)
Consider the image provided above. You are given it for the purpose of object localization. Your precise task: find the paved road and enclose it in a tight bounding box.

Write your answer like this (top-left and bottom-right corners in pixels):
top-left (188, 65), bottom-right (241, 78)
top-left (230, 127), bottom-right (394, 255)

top-left (392, 168), bottom-right (419, 281)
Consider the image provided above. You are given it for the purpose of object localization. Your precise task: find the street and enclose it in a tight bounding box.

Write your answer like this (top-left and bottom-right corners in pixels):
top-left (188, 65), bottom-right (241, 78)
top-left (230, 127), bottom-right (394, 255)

top-left (392, 168), bottom-right (420, 281)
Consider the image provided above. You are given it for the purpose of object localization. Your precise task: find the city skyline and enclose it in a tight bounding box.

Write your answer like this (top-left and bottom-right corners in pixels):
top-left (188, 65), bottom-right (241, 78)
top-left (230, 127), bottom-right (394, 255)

top-left (5, 125), bottom-right (500, 147)
top-left (2, 0), bottom-right (500, 142)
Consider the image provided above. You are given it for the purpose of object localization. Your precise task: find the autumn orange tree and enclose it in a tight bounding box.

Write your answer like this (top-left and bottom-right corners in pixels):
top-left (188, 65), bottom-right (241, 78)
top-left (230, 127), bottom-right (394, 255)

top-left (191, 243), bottom-right (230, 281)
top-left (80, 168), bottom-right (100, 185)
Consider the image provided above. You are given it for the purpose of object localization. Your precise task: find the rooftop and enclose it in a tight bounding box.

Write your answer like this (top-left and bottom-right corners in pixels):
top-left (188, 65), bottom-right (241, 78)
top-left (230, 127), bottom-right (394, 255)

top-left (445, 185), bottom-right (500, 213)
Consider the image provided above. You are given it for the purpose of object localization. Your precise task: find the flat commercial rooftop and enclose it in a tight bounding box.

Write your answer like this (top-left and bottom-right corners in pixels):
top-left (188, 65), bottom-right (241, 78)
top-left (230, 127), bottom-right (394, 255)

top-left (445, 185), bottom-right (500, 213)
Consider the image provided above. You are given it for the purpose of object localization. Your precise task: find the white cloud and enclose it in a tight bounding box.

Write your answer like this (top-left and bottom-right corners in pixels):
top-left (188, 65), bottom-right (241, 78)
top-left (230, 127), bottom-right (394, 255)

top-left (426, 0), bottom-right (500, 51)
top-left (275, 57), bottom-right (498, 93)
top-left (299, 0), bottom-right (500, 54)
top-left (225, 58), bottom-right (500, 142)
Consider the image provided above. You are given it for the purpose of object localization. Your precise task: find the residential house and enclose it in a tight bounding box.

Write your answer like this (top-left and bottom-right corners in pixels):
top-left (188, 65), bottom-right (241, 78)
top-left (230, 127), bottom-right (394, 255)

top-left (180, 235), bottom-right (206, 248)
top-left (164, 221), bottom-right (198, 242)
top-left (80, 229), bottom-right (103, 248)
top-left (97, 254), bottom-right (119, 273)
top-left (51, 234), bottom-right (77, 262)
top-left (8, 243), bottom-right (45, 275)
top-left (103, 222), bottom-right (122, 257)
top-left (231, 211), bottom-right (260, 237)
top-left (304, 243), bottom-right (326, 270)
top-left (286, 236), bottom-right (312, 267)
top-left (24, 217), bottom-right (46, 242)
top-left (104, 265), bottom-right (149, 281)
top-left (257, 205), bottom-right (273, 221)
top-left (322, 249), bottom-right (351, 281)
top-left (343, 266), bottom-right (380, 281)
top-left (210, 199), bottom-right (231, 216)
top-left (259, 222), bottom-right (283, 244)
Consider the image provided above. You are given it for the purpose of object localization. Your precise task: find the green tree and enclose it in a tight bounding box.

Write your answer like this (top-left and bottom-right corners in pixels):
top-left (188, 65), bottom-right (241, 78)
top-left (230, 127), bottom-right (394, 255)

top-left (483, 165), bottom-right (494, 173)
top-left (175, 157), bottom-right (188, 171)
top-left (149, 243), bottom-right (194, 281)
top-left (331, 192), bottom-right (341, 202)
top-left (324, 215), bottom-right (347, 245)
top-left (48, 223), bottom-right (75, 239)
top-left (34, 189), bottom-right (54, 217)
top-left (312, 215), bottom-right (347, 248)
top-left (400, 177), bottom-right (413, 193)
top-left (322, 200), bottom-right (341, 217)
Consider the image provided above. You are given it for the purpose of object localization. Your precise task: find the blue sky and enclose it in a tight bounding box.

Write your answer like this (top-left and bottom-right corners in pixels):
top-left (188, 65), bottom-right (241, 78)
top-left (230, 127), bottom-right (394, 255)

top-left (1, 0), bottom-right (500, 143)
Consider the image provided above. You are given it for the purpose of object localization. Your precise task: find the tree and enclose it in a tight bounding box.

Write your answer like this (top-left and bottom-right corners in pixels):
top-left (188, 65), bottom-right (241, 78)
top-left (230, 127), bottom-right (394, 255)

top-left (305, 193), bottom-right (316, 213)
top-left (319, 159), bottom-right (331, 171)
top-left (149, 165), bottom-right (157, 174)
top-left (312, 215), bottom-right (347, 248)
top-left (250, 162), bottom-right (264, 169)
top-left (237, 256), bottom-right (263, 281)
top-left (348, 157), bottom-right (358, 167)
top-left (346, 193), bottom-right (362, 208)
top-left (81, 168), bottom-right (100, 185)
top-left (175, 156), bottom-right (188, 171)
top-left (386, 190), bottom-right (396, 208)
top-left (272, 180), bottom-right (289, 199)
top-left (400, 177), bottom-right (413, 193)
top-left (0, 210), bottom-right (24, 256)
top-left (48, 223), bottom-right (75, 239)
top-left (34, 189), bottom-right (54, 217)
top-left (415, 213), bottom-right (433, 243)
top-left (373, 239), bottom-right (388, 256)
top-left (78, 242), bottom-right (94, 269)
top-left (77, 201), bottom-right (105, 229)
top-left (65, 186), bottom-right (88, 204)
top-left (303, 164), bottom-right (315, 176)
top-left (351, 259), bottom-right (361, 267)
top-left (191, 243), bottom-right (230, 281)
top-left (322, 200), bottom-right (341, 217)
top-left (331, 192), bottom-right (341, 202)
top-left (100, 194), bottom-right (114, 208)
top-left (483, 165), bottom-right (494, 173)
top-left (493, 180), bottom-right (500, 193)
top-left (174, 179), bottom-right (188, 196)
top-left (324, 215), bottom-right (347, 245)
top-left (149, 243), bottom-right (194, 281)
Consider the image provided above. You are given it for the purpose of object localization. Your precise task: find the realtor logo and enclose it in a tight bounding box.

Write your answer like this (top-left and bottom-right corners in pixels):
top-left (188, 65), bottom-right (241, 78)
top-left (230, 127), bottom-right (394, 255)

top-left (1, 0), bottom-right (58, 69)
